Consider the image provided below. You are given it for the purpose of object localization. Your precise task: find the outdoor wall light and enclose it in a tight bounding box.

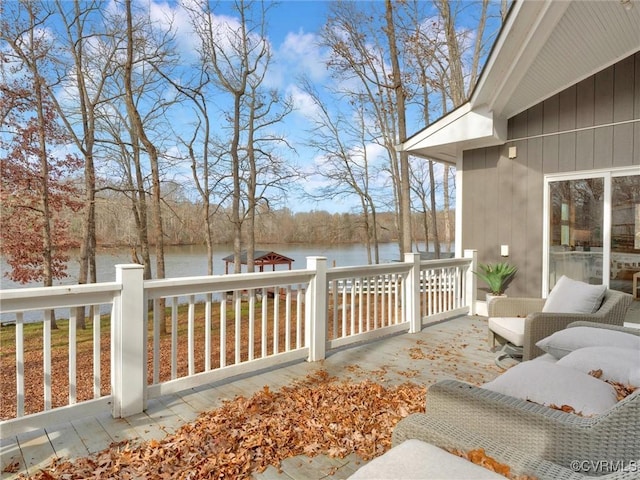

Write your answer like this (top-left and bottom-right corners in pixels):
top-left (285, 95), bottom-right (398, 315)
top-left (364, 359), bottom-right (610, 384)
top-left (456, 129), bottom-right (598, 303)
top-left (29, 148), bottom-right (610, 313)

top-left (621, 0), bottom-right (633, 11)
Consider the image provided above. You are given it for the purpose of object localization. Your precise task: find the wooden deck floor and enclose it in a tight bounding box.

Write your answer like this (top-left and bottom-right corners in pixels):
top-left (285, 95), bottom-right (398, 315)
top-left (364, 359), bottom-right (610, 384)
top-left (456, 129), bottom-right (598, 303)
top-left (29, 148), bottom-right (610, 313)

top-left (1, 315), bottom-right (506, 479)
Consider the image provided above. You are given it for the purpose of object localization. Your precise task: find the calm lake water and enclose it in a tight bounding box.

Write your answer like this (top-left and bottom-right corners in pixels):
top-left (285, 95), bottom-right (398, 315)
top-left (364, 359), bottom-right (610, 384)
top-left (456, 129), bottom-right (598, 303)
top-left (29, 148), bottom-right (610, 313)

top-left (1, 243), bottom-right (443, 290)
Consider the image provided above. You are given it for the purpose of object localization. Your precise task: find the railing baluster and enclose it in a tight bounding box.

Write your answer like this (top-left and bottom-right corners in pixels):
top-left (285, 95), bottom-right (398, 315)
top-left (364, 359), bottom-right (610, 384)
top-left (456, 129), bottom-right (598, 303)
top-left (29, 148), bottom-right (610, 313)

top-left (261, 287), bottom-right (268, 358)
top-left (93, 308), bottom-right (101, 398)
top-left (220, 297), bottom-right (227, 368)
top-left (171, 298), bottom-right (178, 379)
top-left (350, 278), bottom-right (355, 336)
top-left (381, 275), bottom-right (386, 326)
top-left (248, 290), bottom-right (255, 361)
top-left (358, 282), bottom-right (363, 334)
top-left (285, 286), bottom-right (292, 351)
top-left (153, 299), bottom-right (161, 384)
top-left (69, 309), bottom-right (77, 405)
top-left (373, 276), bottom-right (379, 329)
top-left (205, 294), bottom-right (212, 371)
top-left (394, 275), bottom-right (399, 324)
top-left (366, 277), bottom-right (371, 331)
top-left (296, 286), bottom-right (302, 349)
top-left (16, 312), bottom-right (24, 417)
top-left (91, 305), bottom-right (102, 398)
top-left (43, 310), bottom-right (52, 411)
top-left (331, 280), bottom-right (344, 338)
top-left (341, 281), bottom-right (347, 337)
top-left (234, 293), bottom-right (242, 364)
top-left (188, 295), bottom-right (195, 375)
top-left (273, 286), bottom-right (280, 354)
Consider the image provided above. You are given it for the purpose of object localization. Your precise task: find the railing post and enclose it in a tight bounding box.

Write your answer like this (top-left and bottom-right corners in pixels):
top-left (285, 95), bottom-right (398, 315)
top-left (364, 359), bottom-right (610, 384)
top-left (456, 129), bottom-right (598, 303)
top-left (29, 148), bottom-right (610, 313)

top-left (112, 264), bottom-right (145, 418)
top-left (404, 253), bottom-right (422, 333)
top-left (305, 257), bottom-right (327, 361)
top-left (464, 249), bottom-right (478, 315)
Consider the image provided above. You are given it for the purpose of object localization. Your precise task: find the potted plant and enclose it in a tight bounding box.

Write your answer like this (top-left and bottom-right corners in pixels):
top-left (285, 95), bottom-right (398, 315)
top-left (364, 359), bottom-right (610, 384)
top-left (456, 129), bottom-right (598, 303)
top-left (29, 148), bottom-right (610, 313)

top-left (474, 262), bottom-right (517, 302)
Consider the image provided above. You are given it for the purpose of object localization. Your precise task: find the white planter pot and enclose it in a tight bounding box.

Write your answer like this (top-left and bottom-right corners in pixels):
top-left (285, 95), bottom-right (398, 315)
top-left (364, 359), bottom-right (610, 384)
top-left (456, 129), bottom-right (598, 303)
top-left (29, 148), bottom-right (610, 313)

top-left (486, 293), bottom-right (507, 306)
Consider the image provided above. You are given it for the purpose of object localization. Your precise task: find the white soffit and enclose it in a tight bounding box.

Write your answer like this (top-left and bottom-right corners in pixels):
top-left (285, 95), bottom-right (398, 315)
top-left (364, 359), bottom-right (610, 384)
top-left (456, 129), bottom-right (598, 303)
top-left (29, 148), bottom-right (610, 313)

top-left (403, 0), bottom-right (640, 162)
top-left (490, 0), bottom-right (640, 119)
top-left (399, 104), bottom-right (507, 164)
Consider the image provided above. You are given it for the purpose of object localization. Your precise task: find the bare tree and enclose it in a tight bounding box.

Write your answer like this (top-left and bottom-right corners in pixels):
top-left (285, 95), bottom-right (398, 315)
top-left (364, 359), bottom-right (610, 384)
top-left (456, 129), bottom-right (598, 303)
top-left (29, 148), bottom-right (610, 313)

top-left (384, 0), bottom-right (412, 256)
top-left (321, 0), bottom-right (412, 258)
top-left (46, 0), bottom-right (123, 328)
top-left (401, 0), bottom-right (495, 256)
top-left (157, 66), bottom-right (223, 275)
top-left (122, 0), bottom-right (166, 286)
top-left (302, 78), bottom-right (382, 264)
top-left (241, 81), bottom-right (296, 271)
top-left (185, 0), bottom-right (295, 273)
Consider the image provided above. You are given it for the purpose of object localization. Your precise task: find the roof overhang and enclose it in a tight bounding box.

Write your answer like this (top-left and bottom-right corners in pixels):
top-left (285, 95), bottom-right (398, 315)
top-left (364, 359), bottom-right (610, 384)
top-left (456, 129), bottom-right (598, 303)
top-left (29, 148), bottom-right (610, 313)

top-left (397, 103), bottom-right (507, 165)
top-left (402, 0), bottom-right (640, 163)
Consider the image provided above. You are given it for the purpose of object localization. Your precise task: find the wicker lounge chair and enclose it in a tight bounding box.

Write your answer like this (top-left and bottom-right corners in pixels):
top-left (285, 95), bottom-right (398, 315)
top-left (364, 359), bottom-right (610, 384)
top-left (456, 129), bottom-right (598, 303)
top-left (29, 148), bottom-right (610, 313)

top-left (391, 415), bottom-right (638, 480)
top-left (394, 322), bottom-right (640, 476)
top-left (488, 289), bottom-right (633, 361)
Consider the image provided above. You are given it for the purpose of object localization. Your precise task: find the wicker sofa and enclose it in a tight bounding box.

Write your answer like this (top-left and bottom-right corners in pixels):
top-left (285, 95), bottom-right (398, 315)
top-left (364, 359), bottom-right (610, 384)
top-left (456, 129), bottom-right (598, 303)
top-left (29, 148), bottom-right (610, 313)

top-left (392, 322), bottom-right (640, 477)
top-left (488, 288), bottom-right (633, 361)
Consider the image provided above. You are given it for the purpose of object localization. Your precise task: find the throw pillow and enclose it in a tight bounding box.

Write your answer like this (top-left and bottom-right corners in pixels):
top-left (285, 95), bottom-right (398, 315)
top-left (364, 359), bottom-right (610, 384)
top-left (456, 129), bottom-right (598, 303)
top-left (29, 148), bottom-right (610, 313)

top-left (556, 346), bottom-right (640, 387)
top-left (482, 361), bottom-right (618, 416)
top-left (542, 275), bottom-right (607, 314)
top-left (536, 326), bottom-right (640, 359)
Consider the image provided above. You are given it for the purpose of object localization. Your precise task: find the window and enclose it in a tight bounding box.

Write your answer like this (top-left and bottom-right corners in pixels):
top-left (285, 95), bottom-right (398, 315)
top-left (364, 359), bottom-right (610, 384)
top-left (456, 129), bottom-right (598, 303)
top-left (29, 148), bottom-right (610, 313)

top-left (544, 168), bottom-right (640, 296)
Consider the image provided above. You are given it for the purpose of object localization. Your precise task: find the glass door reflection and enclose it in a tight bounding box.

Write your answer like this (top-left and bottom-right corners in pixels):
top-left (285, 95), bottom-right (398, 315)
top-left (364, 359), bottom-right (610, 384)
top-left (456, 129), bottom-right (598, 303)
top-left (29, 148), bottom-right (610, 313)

top-left (610, 174), bottom-right (640, 296)
top-left (548, 178), bottom-right (604, 289)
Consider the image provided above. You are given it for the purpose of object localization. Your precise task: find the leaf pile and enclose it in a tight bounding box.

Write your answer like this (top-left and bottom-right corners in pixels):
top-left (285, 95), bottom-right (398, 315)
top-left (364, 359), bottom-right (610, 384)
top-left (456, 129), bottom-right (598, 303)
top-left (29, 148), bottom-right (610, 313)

top-left (21, 370), bottom-right (426, 479)
top-left (448, 448), bottom-right (538, 480)
top-left (589, 369), bottom-right (638, 401)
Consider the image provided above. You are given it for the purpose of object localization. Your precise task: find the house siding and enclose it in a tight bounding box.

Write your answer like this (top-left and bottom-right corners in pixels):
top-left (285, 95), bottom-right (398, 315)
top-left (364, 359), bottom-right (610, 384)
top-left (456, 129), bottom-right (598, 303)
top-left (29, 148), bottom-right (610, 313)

top-left (462, 51), bottom-right (640, 298)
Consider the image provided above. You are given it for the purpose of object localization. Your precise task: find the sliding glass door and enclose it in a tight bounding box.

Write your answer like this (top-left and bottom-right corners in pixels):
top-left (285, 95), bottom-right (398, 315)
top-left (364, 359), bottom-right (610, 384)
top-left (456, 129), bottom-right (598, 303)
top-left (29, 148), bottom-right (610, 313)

top-left (547, 177), bottom-right (604, 288)
top-left (611, 174), bottom-right (640, 294)
top-left (544, 168), bottom-right (640, 296)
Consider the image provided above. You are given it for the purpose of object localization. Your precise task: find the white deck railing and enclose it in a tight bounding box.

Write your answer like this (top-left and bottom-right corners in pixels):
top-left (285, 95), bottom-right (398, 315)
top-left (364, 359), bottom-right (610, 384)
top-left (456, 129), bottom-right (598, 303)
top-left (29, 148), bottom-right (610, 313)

top-left (0, 251), bottom-right (477, 437)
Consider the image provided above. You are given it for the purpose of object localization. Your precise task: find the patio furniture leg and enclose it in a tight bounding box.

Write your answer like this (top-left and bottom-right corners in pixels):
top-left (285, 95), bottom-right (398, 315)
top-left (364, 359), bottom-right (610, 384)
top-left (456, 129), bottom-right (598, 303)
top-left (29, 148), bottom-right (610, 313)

top-left (494, 342), bottom-right (522, 368)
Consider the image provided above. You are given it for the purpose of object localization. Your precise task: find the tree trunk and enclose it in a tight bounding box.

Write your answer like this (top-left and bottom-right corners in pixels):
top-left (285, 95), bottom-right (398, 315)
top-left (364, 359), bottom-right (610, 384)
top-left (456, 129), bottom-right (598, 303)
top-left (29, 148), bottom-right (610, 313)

top-left (385, 0), bottom-right (412, 255)
top-left (124, 0), bottom-right (166, 332)
top-left (34, 80), bottom-right (58, 328)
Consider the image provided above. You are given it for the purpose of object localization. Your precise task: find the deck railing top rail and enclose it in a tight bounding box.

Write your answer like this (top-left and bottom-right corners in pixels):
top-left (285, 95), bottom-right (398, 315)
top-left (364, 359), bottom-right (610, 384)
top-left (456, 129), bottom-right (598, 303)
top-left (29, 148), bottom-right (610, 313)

top-left (144, 268), bottom-right (317, 299)
top-left (0, 282), bottom-right (121, 313)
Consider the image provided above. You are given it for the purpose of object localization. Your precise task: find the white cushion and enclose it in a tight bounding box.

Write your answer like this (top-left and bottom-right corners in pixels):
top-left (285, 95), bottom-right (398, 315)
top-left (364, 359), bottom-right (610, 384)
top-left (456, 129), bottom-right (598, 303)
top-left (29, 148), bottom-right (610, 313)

top-left (488, 317), bottom-right (525, 346)
top-left (482, 361), bottom-right (618, 416)
top-left (530, 353), bottom-right (558, 363)
top-left (542, 275), bottom-right (606, 314)
top-left (536, 326), bottom-right (640, 359)
top-left (348, 439), bottom-right (506, 479)
top-left (556, 346), bottom-right (640, 386)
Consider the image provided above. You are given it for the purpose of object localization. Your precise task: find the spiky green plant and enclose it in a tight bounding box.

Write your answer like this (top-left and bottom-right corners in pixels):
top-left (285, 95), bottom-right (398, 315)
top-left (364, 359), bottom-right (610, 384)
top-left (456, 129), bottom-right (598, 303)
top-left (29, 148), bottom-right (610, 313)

top-left (473, 262), bottom-right (518, 295)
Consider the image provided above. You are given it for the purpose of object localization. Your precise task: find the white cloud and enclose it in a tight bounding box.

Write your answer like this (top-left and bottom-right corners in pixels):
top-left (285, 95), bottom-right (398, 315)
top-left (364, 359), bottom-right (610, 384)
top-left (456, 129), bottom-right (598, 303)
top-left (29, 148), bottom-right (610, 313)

top-left (149, 0), bottom-right (200, 58)
top-left (287, 85), bottom-right (322, 119)
top-left (279, 30), bottom-right (328, 82)
top-left (266, 29), bottom-right (329, 90)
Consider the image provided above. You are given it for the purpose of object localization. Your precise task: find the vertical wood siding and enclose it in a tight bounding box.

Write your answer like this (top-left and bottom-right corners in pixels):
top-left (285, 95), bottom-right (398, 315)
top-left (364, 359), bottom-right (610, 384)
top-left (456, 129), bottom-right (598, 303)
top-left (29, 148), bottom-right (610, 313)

top-left (463, 51), bottom-right (640, 297)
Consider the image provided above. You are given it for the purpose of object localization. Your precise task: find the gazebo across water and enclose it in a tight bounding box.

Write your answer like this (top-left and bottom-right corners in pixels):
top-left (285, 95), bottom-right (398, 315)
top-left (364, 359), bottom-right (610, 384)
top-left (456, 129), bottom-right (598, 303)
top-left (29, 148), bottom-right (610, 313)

top-left (222, 250), bottom-right (295, 274)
